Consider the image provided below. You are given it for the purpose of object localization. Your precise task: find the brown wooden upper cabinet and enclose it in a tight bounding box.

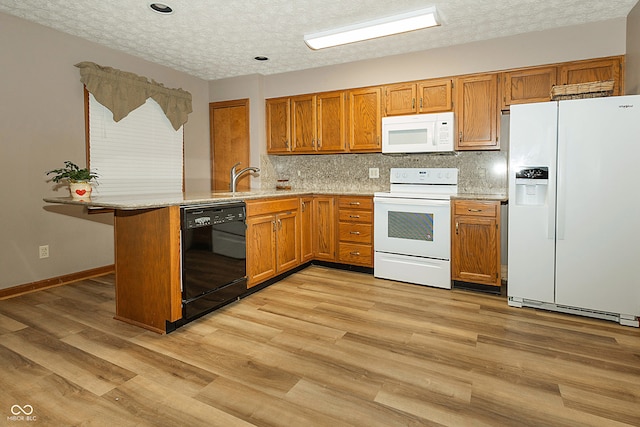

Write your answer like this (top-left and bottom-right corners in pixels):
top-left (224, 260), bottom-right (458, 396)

top-left (316, 91), bottom-right (347, 152)
top-left (266, 97), bottom-right (291, 153)
top-left (501, 66), bottom-right (557, 110)
top-left (348, 86), bottom-right (383, 152)
top-left (291, 94), bottom-right (317, 153)
top-left (558, 56), bottom-right (623, 96)
top-left (455, 73), bottom-right (499, 151)
top-left (267, 91), bottom-right (347, 154)
top-left (384, 78), bottom-right (453, 116)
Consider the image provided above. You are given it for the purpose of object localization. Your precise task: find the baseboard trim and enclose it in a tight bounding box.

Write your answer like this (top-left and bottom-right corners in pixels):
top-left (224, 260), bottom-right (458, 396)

top-left (0, 265), bottom-right (115, 300)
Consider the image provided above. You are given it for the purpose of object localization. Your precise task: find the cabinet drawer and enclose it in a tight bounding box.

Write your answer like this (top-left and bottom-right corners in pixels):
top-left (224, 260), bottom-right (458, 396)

top-left (338, 243), bottom-right (372, 266)
top-left (453, 200), bottom-right (498, 217)
top-left (246, 197), bottom-right (299, 217)
top-left (338, 197), bottom-right (373, 210)
top-left (338, 223), bottom-right (372, 244)
top-left (338, 209), bottom-right (373, 223)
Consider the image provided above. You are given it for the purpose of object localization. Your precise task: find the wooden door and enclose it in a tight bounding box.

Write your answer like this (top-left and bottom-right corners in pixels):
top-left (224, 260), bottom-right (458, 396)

top-left (501, 66), bottom-right (557, 110)
top-left (418, 78), bottom-right (453, 113)
top-left (299, 197), bottom-right (314, 263)
top-left (384, 83), bottom-right (417, 116)
top-left (291, 94), bottom-right (317, 152)
top-left (210, 99), bottom-right (250, 191)
top-left (455, 73), bottom-right (499, 150)
top-left (276, 210), bottom-right (299, 273)
top-left (452, 214), bottom-right (499, 285)
top-left (348, 87), bottom-right (382, 152)
top-left (317, 91), bottom-right (347, 152)
top-left (313, 196), bottom-right (336, 261)
top-left (246, 214), bottom-right (277, 287)
top-left (266, 97), bottom-right (291, 153)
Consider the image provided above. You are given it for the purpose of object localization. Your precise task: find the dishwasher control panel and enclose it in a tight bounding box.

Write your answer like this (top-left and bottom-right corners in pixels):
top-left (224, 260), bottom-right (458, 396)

top-left (182, 203), bottom-right (246, 229)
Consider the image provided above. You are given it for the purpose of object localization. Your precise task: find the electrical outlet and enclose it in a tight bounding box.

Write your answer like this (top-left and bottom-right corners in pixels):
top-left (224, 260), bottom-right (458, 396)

top-left (369, 167), bottom-right (380, 179)
top-left (39, 245), bottom-right (49, 259)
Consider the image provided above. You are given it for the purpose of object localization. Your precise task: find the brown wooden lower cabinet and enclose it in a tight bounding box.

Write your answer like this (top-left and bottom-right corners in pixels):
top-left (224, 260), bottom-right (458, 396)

top-left (313, 196), bottom-right (336, 261)
top-left (451, 200), bottom-right (501, 287)
top-left (246, 197), bottom-right (300, 287)
top-left (337, 195), bottom-right (373, 267)
top-left (114, 206), bottom-right (182, 334)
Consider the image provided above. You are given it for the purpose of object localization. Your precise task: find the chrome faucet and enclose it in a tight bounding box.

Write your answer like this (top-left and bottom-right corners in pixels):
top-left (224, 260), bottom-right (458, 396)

top-left (230, 162), bottom-right (260, 193)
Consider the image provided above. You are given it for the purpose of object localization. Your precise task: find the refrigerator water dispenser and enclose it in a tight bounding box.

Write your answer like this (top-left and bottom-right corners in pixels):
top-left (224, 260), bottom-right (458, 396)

top-left (514, 167), bottom-right (548, 206)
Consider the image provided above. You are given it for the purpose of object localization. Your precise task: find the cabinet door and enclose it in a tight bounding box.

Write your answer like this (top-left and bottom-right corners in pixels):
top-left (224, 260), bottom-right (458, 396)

top-left (246, 214), bottom-right (277, 287)
top-left (501, 66), bottom-right (557, 110)
top-left (384, 83), bottom-right (417, 116)
top-left (317, 91), bottom-right (347, 152)
top-left (418, 78), bottom-right (453, 113)
top-left (291, 95), bottom-right (317, 152)
top-left (276, 210), bottom-right (300, 273)
top-left (451, 200), bottom-right (501, 287)
top-left (313, 196), bottom-right (336, 260)
top-left (348, 87), bottom-right (382, 152)
top-left (299, 197), bottom-right (314, 263)
top-left (266, 97), bottom-right (291, 153)
top-left (455, 73), bottom-right (499, 150)
top-left (558, 57), bottom-right (623, 96)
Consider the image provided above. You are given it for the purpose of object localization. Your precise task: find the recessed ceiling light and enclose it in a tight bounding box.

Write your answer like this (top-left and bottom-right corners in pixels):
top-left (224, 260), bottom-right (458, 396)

top-left (149, 3), bottom-right (173, 14)
top-left (254, 56), bottom-right (269, 61)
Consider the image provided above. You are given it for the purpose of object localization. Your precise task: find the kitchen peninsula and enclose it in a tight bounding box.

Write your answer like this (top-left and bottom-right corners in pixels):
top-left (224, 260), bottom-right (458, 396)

top-left (45, 188), bottom-right (506, 334)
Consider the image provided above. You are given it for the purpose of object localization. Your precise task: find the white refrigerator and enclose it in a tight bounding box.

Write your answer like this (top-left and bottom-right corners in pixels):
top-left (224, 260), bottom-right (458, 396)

top-left (508, 95), bottom-right (640, 327)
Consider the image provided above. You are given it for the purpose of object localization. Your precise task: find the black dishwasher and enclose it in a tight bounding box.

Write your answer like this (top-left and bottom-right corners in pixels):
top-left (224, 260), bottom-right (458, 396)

top-left (181, 202), bottom-right (247, 320)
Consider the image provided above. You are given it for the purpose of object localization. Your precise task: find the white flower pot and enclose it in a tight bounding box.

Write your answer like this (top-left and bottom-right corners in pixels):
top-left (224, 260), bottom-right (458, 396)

top-left (69, 181), bottom-right (93, 200)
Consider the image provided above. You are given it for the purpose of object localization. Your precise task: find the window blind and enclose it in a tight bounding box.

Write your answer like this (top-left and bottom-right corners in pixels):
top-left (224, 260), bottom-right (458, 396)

top-left (89, 93), bottom-right (183, 196)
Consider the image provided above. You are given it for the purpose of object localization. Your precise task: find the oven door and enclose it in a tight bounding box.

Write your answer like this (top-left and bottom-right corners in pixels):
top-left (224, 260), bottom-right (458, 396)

top-left (374, 196), bottom-right (451, 260)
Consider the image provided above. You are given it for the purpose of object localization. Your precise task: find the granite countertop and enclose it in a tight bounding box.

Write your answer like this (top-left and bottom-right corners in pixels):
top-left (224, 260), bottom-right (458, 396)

top-left (43, 189), bottom-right (506, 210)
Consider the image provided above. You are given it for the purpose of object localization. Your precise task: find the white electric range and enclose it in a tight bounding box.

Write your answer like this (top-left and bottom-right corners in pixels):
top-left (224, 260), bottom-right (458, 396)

top-left (373, 168), bottom-right (458, 289)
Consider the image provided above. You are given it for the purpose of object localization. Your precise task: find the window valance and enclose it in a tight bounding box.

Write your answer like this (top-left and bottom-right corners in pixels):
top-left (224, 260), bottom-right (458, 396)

top-left (75, 61), bottom-right (192, 131)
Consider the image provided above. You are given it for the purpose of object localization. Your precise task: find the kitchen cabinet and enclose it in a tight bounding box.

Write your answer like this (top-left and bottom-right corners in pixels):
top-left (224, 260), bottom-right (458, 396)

top-left (317, 91), bottom-right (347, 152)
top-left (501, 66), bottom-right (557, 110)
top-left (114, 206), bottom-right (182, 333)
top-left (348, 86), bottom-right (382, 152)
top-left (384, 78), bottom-right (453, 116)
top-left (291, 94), bottom-right (316, 152)
top-left (451, 200), bottom-right (501, 287)
top-left (266, 97), bottom-right (291, 153)
top-left (558, 56), bottom-right (623, 96)
top-left (313, 196), bottom-right (336, 261)
top-left (299, 196), bottom-right (314, 262)
top-left (455, 73), bottom-right (500, 151)
top-left (246, 198), bottom-right (299, 287)
top-left (337, 196), bottom-right (373, 267)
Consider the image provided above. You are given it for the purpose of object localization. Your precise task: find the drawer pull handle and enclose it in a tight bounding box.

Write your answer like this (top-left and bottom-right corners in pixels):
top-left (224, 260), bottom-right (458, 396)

top-left (349, 215), bottom-right (360, 218)
top-left (350, 231), bottom-right (361, 235)
top-left (349, 202), bottom-right (360, 206)
top-left (468, 208), bottom-right (482, 212)
top-left (350, 251), bottom-right (361, 256)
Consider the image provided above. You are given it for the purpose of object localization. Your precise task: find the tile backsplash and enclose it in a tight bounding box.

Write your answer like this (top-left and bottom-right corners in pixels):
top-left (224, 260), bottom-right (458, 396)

top-left (260, 151), bottom-right (507, 195)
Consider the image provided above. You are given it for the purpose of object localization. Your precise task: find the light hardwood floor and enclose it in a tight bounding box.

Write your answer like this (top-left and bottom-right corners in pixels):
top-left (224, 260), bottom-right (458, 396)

top-left (1, 266), bottom-right (639, 426)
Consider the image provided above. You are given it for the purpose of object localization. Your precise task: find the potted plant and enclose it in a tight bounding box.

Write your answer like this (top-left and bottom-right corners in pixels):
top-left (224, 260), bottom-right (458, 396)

top-left (46, 160), bottom-right (98, 200)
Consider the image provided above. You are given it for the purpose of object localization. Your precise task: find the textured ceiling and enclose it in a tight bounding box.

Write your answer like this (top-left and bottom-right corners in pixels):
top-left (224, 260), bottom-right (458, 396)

top-left (0, 0), bottom-right (637, 81)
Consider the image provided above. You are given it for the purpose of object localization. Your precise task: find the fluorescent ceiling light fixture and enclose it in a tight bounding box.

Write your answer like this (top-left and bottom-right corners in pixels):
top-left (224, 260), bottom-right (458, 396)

top-left (304, 7), bottom-right (439, 50)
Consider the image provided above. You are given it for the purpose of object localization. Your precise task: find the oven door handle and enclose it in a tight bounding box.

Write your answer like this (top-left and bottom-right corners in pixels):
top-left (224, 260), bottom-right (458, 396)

top-left (374, 198), bottom-right (451, 207)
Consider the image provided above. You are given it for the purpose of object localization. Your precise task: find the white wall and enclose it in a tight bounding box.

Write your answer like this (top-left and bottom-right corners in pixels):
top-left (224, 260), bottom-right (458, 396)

top-left (0, 12), bottom-right (209, 290)
top-left (626, 1), bottom-right (640, 94)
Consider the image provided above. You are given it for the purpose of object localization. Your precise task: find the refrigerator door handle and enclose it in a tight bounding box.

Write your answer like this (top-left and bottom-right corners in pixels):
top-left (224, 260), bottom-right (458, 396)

top-left (556, 126), bottom-right (566, 240)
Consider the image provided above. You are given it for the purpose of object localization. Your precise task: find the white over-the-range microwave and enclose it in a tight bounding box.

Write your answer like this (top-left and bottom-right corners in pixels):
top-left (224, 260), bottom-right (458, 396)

top-left (382, 112), bottom-right (454, 153)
